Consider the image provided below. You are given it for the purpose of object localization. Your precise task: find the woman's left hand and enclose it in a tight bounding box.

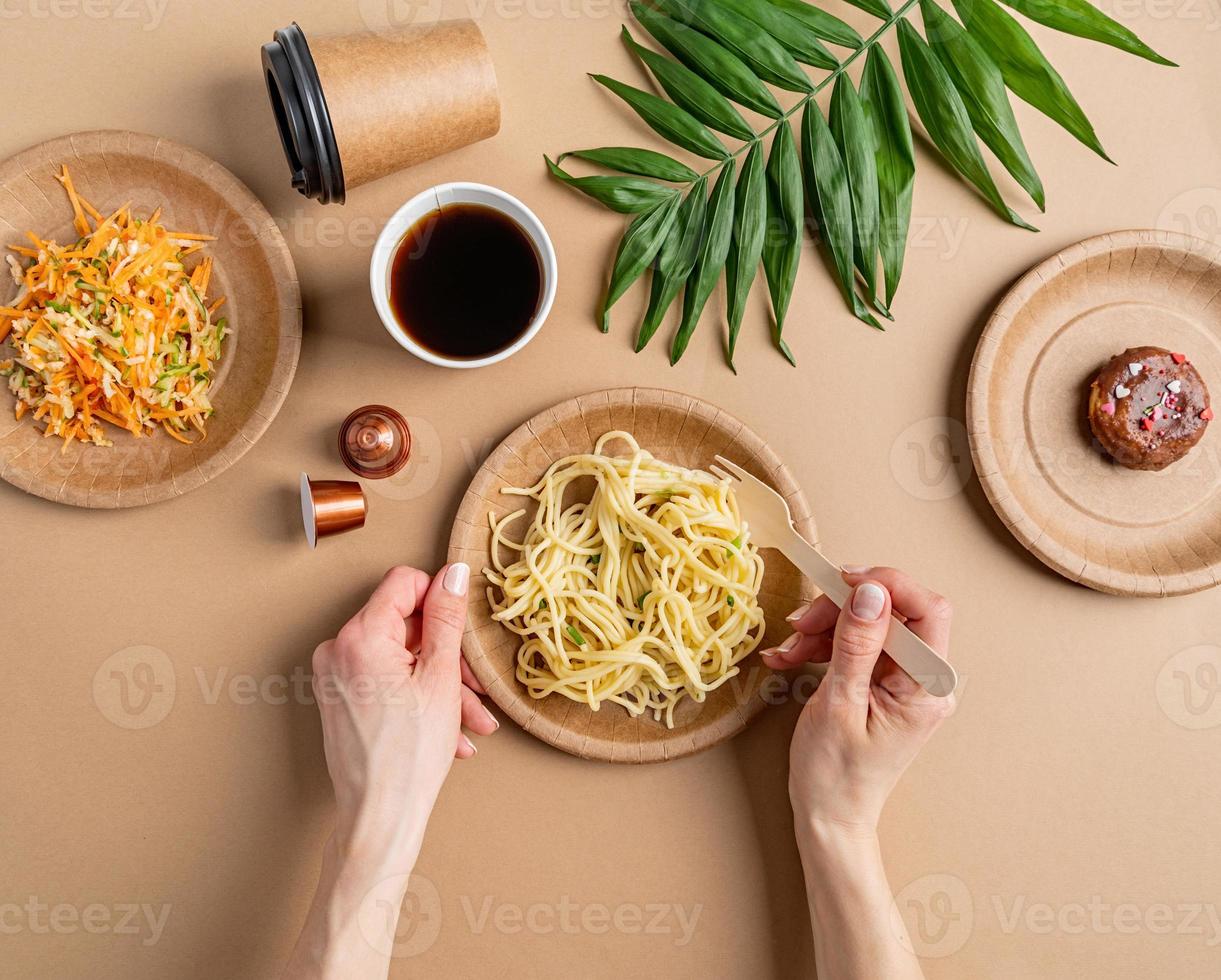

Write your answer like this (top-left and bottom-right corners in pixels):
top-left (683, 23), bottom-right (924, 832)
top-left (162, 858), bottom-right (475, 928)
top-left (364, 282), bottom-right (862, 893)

top-left (310, 563), bottom-right (498, 867)
top-left (283, 564), bottom-right (498, 980)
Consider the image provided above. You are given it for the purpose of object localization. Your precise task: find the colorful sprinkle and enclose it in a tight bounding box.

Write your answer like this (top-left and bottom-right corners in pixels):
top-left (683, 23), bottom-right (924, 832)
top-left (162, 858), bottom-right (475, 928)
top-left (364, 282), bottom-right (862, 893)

top-left (1102, 401), bottom-right (1116, 415)
top-left (1114, 384), bottom-right (1131, 399)
top-left (1128, 362), bottom-right (1144, 377)
top-left (1141, 418), bottom-right (1154, 431)
top-left (1203, 408), bottom-right (1215, 421)
top-left (1167, 379), bottom-right (1182, 394)
top-left (1171, 352), bottom-right (1187, 364)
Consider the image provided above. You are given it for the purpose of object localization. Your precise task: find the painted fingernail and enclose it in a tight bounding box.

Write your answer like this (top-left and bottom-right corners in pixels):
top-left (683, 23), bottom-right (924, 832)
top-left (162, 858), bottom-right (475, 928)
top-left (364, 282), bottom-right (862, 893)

top-left (484, 706), bottom-right (499, 731)
top-left (841, 564), bottom-right (870, 575)
top-left (779, 634), bottom-right (799, 653)
top-left (444, 562), bottom-right (470, 596)
top-left (464, 734), bottom-right (477, 754)
top-left (851, 583), bottom-right (887, 622)
top-left (786, 603), bottom-right (810, 623)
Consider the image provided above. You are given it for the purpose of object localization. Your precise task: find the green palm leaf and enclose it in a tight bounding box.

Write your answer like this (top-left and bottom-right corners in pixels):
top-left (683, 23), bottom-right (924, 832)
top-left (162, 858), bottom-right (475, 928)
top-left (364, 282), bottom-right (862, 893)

top-left (897, 20), bottom-right (1037, 231)
top-left (620, 27), bottom-right (755, 141)
top-left (601, 196), bottom-right (682, 332)
top-left (843, 0), bottom-right (894, 18)
top-left (714, 0), bottom-right (839, 70)
top-left (829, 74), bottom-right (882, 308)
top-left (762, 121), bottom-right (802, 365)
top-left (767, 0), bottom-right (864, 49)
top-left (951, 0), bottom-right (1112, 162)
top-left (559, 146), bottom-right (699, 182)
top-left (630, 2), bottom-right (782, 117)
top-left (637, 176), bottom-right (708, 352)
top-left (725, 141), bottom-right (766, 370)
top-left (545, 157), bottom-right (680, 213)
top-left (802, 100), bottom-right (880, 329)
top-left (860, 45), bottom-right (915, 309)
top-left (590, 74), bottom-right (727, 161)
top-left (999, 0), bottom-right (1175, 66)
top-left (672, 161), bottom-right (736, 363)
top-left (653, 0), bottom-right (814, 92)
top-left (548, 0), bottom-right (1174, 371)
top-left (921, 0), bottom-right (1044, 210)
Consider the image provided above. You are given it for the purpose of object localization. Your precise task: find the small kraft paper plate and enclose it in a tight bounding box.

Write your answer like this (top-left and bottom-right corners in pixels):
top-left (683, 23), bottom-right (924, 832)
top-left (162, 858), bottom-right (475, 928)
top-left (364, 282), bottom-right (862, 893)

top-left (448, 388), bottom-right (816, 763)
top-left (0, 131), bottom-right (301, 508)
top-left (968, 230), bottom-right (1221, 597)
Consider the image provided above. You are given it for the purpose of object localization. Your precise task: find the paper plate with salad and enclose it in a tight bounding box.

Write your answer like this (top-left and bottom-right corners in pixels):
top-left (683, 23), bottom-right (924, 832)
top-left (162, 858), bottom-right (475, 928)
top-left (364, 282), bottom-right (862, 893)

top-left (0, 130), bottom-right (300, 507)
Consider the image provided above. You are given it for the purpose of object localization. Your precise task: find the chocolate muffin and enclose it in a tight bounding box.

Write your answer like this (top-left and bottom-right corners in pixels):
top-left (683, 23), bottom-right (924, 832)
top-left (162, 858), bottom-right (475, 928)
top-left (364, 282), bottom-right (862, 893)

top-left (1087, 346), bottom-right (1212, 471)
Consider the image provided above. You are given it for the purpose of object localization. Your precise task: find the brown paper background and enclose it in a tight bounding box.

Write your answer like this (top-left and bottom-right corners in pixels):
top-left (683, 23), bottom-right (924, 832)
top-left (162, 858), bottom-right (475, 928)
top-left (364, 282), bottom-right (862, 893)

top-left (1, 3), bottom-right (1218, 979)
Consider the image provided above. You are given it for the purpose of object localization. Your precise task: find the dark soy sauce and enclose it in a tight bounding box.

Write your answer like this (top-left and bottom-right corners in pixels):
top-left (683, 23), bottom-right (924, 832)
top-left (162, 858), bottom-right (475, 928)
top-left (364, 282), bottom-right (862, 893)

top-left (389, 203), bottom-right (543, 360)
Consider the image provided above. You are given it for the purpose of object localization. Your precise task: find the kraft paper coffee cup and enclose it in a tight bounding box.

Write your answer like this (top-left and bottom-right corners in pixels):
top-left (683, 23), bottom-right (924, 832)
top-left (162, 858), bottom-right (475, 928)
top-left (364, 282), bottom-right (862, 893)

top-left (262, 21), bottom-right (501, 205)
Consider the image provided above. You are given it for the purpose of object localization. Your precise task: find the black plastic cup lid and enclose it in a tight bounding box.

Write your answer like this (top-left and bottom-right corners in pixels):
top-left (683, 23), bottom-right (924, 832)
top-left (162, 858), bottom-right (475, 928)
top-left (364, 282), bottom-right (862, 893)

top-left (261, 23), bottom-right (345, 205)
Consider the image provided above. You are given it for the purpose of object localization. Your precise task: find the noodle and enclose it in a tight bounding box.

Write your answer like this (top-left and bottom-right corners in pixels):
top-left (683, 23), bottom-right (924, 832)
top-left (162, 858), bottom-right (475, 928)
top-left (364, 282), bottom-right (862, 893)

top-left (484, 431), bottom-right (766, 728)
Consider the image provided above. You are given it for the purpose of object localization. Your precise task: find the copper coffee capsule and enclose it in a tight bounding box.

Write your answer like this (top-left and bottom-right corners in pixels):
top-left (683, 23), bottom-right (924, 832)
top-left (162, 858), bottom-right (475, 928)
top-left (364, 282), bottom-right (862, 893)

top-left (338, 405), bottom-right (411, 479)
top-left (301, 473), bottom-right (367, 548)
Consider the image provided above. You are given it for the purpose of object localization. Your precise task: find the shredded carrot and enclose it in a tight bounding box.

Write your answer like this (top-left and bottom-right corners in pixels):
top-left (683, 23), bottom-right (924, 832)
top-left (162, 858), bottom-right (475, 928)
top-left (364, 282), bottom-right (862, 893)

top-left (0, 165), bottom-right (229, 448)
top-left (55, 166), bottom-right (92, 238)
top-left (79, 196), bottom-right (105, 224)
top-left (160, 419), bottom-right (195, 444)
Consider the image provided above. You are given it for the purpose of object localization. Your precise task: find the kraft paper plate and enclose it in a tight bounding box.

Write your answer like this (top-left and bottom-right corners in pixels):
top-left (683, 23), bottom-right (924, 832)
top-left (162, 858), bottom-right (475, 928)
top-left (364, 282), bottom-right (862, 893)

top-left (0, 131), bottom-right (301, 508)
top-left (967, 230), bottom-right (1221, 597)
top-left (448, 388), bottom-right (817, 763)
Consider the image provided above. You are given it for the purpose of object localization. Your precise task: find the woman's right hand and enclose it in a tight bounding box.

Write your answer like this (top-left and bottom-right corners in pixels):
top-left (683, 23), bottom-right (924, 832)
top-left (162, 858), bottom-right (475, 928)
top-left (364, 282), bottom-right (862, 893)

top-left (767, 565), bottom-right (954, 980)
top-left (765, 566), bottom-right (956, 838)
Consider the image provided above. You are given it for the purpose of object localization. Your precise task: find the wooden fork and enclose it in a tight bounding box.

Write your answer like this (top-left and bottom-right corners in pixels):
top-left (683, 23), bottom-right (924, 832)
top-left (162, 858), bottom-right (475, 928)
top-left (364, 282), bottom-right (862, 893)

top-left (711, 455), bottom-right (958, 698)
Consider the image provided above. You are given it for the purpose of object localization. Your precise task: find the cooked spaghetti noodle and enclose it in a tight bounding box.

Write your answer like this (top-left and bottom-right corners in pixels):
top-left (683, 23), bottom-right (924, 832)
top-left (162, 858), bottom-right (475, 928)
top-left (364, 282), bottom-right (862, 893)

top-left (484, 431), bottom-right (766, 728)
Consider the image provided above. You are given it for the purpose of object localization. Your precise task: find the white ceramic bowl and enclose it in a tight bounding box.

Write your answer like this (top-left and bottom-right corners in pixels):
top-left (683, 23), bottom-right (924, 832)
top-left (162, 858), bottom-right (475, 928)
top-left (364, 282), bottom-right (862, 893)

top-left (369, 182), bottom-right (558, 369)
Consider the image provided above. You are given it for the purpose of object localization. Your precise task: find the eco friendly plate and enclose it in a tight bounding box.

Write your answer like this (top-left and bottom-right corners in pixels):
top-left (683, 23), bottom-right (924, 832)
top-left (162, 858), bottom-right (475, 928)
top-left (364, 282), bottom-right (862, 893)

top-left (967, 230), bottom-right (1221, 597)
top-left (448, 387), bottom-right (816, 763)
top-left (0, 131), bottom-right (300, 507)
